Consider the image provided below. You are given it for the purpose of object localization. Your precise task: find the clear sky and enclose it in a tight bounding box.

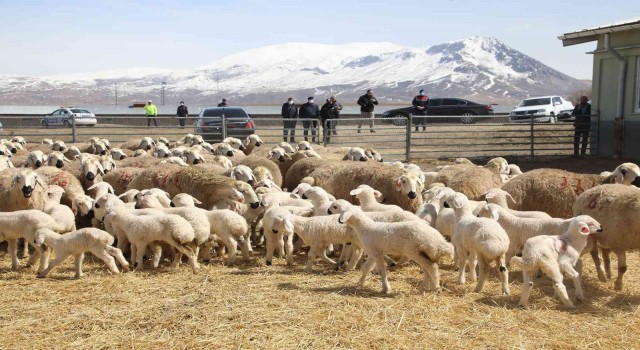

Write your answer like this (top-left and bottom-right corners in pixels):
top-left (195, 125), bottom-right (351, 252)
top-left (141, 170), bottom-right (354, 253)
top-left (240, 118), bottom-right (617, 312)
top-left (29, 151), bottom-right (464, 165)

top-left (0, 0), bottom-right (634, 79)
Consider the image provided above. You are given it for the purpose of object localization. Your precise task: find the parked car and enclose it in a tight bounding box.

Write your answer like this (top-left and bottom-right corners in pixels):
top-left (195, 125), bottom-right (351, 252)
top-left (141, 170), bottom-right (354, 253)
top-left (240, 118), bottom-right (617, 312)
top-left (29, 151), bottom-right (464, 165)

top-left (380, 98), bottom-right (495, 125)
top-left (557, 100), bottom-right (591, 122)
top-left (41, 107), bottom-right (97, 127)
top-left (508, 96), bottom-right (574, 123)
top-left (195, 107), bottom-right (255, 143)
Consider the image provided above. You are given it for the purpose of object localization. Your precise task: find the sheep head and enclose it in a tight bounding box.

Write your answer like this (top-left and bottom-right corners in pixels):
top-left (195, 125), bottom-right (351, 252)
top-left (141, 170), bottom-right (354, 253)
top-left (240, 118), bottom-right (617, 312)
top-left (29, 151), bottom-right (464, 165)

top-left (11, 170), bottom-right (45, 198)
top-left (395, 174), bottom-right (423, 200)
top-left (611, 163), bottom-right (640, 185)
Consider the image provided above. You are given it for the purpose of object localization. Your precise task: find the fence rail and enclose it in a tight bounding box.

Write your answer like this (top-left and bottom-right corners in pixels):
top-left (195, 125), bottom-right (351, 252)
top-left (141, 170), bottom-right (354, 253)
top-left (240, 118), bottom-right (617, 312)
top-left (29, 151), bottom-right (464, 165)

top-left (0, 113), bottom-right (599, 161)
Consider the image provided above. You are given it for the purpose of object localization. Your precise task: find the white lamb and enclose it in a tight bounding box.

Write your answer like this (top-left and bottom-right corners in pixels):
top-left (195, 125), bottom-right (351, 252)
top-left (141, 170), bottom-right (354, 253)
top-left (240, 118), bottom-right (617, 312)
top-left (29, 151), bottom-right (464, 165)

top-left (350, 184), bottom-right (403, 212)
top-left (483, 188), bottom-right (552, 219)
top-left (160, 156), bottom-right (189, 167)
top-left (34, 228), bottom-right (130, 278)
top-left (328, 201), bottom-right (454, 294)
top-left (43, 185), bottom-right (76, 232)
top-left (87, 182), bottom-right (115, 200)
top-left (511, 215), bottom-right (602, 308)
top-left (343, 147), bottom-right (368, 161)
top-left (118, 189), bottom-right (140, 203)
top-left (171, 193), bottom-right (202, 207)
top-left (448, 192), bottom-right (510, 295)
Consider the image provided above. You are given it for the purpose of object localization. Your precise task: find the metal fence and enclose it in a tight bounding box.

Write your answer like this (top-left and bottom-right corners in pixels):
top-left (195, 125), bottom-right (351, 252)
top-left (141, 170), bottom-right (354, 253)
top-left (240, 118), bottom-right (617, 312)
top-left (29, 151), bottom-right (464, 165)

top-left (0, 113), bottom-right (598, 161)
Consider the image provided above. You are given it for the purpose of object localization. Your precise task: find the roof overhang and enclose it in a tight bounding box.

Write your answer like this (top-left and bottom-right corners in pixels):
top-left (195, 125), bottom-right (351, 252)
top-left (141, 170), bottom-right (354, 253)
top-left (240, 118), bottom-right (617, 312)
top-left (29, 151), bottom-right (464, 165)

top-left (558, 19), bottom-right (640, 47)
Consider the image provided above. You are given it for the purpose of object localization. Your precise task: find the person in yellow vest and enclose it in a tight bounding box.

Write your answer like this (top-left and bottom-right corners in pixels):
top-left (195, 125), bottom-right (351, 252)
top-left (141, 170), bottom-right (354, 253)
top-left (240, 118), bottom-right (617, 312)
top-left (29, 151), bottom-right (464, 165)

top-left (144, 100), bottom-right (158, 127)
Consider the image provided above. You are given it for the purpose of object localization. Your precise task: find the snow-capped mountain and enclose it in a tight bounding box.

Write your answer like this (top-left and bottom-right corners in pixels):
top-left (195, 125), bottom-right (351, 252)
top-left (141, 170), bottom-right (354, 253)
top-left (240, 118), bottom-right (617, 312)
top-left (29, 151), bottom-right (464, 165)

top-left (0, 37), bottom-right (589, 105)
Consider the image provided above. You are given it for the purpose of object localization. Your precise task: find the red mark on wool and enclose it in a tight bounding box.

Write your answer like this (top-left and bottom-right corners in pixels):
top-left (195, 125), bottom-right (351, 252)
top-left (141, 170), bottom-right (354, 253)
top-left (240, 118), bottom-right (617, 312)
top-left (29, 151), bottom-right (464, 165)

top-left (560, 176), bottom-right (569, 189)
top-left (574, 179), bottom-right (585, 195)
top-left (587, 195), bottom-right (598, 210)
top-left (51, 171), bottom-right (68, 188)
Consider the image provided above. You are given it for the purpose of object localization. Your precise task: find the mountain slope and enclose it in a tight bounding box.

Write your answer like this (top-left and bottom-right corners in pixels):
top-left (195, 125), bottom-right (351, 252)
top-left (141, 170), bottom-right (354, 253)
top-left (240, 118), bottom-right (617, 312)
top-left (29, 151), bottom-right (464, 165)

top-left (0, 37), bottom-right (589, 105)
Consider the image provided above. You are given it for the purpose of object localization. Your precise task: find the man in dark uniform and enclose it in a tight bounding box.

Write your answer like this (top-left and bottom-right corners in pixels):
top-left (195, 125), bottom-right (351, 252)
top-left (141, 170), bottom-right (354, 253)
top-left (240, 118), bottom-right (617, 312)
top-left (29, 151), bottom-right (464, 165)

top-left (412, 89), bottom-right (429, 132)
top-left (299, 96), bottom-right (320, 143)
top-left (572, 95), bottom-right (591, 156)
top-left (281, 97), bottom-right (298, 142)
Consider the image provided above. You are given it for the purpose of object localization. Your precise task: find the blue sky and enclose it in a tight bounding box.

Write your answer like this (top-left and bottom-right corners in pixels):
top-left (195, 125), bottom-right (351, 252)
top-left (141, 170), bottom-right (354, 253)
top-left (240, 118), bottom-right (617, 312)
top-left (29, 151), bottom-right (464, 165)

top-left (0, 0), bottom-right (635, 79)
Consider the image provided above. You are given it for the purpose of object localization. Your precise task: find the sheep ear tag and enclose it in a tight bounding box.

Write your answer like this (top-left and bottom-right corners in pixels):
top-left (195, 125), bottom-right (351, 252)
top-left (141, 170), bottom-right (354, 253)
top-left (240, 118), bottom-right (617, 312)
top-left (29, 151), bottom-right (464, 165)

top-left (581, 226), bottom-right (590, 234)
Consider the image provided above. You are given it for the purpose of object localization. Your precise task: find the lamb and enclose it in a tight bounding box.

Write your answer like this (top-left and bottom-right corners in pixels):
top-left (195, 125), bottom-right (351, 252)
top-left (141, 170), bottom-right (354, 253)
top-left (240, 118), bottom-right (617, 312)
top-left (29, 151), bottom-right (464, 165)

top-left (239, 155), bottom-right (284, 187)
top-left (41, 138), bottom-right (53, 145)
top-left (328, 201), bottom-right (454, 294)
top-left (269, 148), bottom-right (321, 184)
top-left (134, 149), bottom-right (148, 157)
top-left (342, 147), bottom-right (368, 161)
top-left (87, 182), bottom-right (115, 200)
top-left (152, 144), bottom-right (171, 158)
top-left (79, 157), bottom-right (105, 190)
top-left (211, 155), bottom-right (233, 169)
top-left (297, 141), bottom-right (313, 151)
top-left (0, 140), bottom-right (19, 154)
top-left (0, 210), bottom-right (66, 272)
top-left (43, 185), bottom-right (76, 232)
top-left (64, 146), bottom-right (82, 160)
top-left (261, 205), bottom-right (297, 266)
top-left (46, 151), bottom-right (71, 169)
top-left (160, 156), bottom-right (189, 167)
top-left (364, 148), bottom-right (383, 162)
top-left (121, 137), bottom-right (156, 151)
top-left (256, 179), bottom-right (283, 192)
top-left (11, 136), bottom-right (27, 148)
top-left (34, 228), bottom-right (129, 278)
top-left (278, 142), bottom-right (296, 153)
top-left (510, 216), bottom-right (602, 308)
top-left (171, 193), bottom-right (202, 207)
top-left (302, 186), bottom-right (334, 217)
top-left (350, 184), bottom-right (403, 212)
top-left (183, 148), bottom-right (205, 165)
top-left (501, 163), bottom-right (640, 218)
top-left (242, 134), bottom-right (263, 155)
top-left (253, 166), bottom-right (274, 183)
top-left (0, 155), bottom-right (14, 171)
top-left (103, 210), bottom-right (199, 273)
top-left (117, 189), bottom-right (140, 203)
top-left (283, 158), bottom-right (333, 190)
top-left (212, 142), bottom-right (236, 157)
top-left (447, 192), bottom-right (510, 295)
top-left (26, 150), bottom-right (47, 169)
top-left (573, 184), bottom-right (640, 290)
top-left (483, 188), bottom-right (552, 219)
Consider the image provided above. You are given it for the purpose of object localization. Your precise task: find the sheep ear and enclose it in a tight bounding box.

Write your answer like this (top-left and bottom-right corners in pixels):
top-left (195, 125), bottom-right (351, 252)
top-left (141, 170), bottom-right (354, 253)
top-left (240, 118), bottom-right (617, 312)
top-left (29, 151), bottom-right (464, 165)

top-left (484, 191), bottom-right (496, 199)
top-left (87, 183), bottom-right (98, 191)
top-left (267, 153), bottom-right (273, 160)
top-left (373, 190), bottom-right (383, 198)
top-left (35, 177), bottom-right (46, 189)
top-left (507, 193), bottom-right (517, 206)
top-left (338, 211), bottom-right (352, 223)
top-left (452, 196), bottom-right (464, 209)
top-left (11, 175), bottom-right (19, 187)
top-left (97, 163), bottom-right (105, 175)
top-left (233, 189), bottom-right (245, 203)
top-left (615, 170), bottom-right (625, 184)
top-left (71, 201), bottom-right (78, 215)
top-left (395, 179), bottom-right (402, 192)
top-left (284, 154), bottom-right (292, 161)
top-left (63, 157), bottom-right (71, 163)
top-left (289, 193), bottom-right (300, 199)
top-left (284, 217), bottom-right (294, 234)
top-left (230, 169), bottom-right (238, 180)
top-left (349, 189), bottom-right (361, 196)
top-left (193, 198), bottom-right (202, 205)
top-left (416, 177), bottom-right (425, 188)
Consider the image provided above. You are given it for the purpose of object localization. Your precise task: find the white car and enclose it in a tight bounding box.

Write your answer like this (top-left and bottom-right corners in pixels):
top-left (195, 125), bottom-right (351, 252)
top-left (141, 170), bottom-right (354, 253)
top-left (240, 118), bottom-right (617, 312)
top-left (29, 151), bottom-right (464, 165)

top-left (41, 107), bottom-right (97, 128)
top-left (508, 96), bottom-right (574, 123)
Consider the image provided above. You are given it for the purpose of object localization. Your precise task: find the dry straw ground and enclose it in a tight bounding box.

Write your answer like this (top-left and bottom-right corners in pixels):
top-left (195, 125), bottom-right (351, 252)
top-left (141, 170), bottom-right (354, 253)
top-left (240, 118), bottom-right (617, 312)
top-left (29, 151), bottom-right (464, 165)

top-left (1, 247), bottom-right (640, 349)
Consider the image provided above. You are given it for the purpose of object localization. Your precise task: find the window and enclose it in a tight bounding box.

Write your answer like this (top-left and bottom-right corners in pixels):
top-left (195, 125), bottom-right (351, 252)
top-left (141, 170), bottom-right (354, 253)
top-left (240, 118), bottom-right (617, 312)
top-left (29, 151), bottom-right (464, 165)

top-left (636, 57), bottom-right (640, 113)
top-left (428, 99), bottom-right (442, 107)
top-left (552, 97), bottom-right (561, 105)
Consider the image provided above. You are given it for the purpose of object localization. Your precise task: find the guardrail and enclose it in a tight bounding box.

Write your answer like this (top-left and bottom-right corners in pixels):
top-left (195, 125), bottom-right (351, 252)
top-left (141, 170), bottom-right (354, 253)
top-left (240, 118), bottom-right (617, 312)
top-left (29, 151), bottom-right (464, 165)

top-left (0, 113), bottom-right (598, 161)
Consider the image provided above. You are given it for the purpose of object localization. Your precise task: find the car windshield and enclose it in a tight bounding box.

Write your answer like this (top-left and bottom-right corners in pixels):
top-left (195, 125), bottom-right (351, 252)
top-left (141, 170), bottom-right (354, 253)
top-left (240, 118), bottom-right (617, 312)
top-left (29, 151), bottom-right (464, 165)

top-left (202, 109), bottom-right (248, 119)
top-left (70, 109), bottom-right (91, 114)
top-left (519, 98), bottom-right (551, 107)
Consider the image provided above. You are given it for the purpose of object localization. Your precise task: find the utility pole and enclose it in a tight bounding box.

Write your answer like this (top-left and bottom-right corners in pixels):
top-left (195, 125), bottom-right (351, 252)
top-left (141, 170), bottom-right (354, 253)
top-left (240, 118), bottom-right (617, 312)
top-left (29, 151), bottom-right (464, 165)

top-left (161, 81), bottom-right (166, 106)
top-left (114, 83), bottom-right (118, 106)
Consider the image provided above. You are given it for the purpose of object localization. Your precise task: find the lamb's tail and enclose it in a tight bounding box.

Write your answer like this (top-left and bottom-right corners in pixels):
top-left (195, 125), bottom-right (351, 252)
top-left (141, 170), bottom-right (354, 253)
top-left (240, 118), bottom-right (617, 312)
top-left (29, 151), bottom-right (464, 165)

top-left (438, 241), bottom-right (455, 261)
top-left (171, 228), bottom-right (195, 245)
top-left (301, 176), bottom-right (316, 186)
top-left (509, 256), bottom-right (535, 271)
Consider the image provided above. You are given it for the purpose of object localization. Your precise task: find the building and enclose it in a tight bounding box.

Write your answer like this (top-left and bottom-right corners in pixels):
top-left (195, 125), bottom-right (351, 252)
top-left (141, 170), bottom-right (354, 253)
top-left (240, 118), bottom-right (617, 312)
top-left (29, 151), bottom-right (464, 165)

top-left (559, 18), bottom-right (640, 158)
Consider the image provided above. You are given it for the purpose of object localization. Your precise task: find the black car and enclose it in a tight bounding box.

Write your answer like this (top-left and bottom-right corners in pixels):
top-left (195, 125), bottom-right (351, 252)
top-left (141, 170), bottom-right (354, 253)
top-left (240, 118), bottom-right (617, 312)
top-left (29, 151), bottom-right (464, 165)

top-left (195, 107), bottom-right (256, 143)
top-left (380, 98), bottom-right (495, 125)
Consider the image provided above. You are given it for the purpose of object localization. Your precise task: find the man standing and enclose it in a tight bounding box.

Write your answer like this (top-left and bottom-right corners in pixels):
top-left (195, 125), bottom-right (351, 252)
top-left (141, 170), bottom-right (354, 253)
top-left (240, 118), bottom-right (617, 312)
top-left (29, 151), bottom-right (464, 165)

top-left (145, 100), bottom-right (158, 127)
top-left (217, 98), bottom-right (229, 107)
top-left (176, 101), bottom-right (188, 128)
top-left (357, 89), bottom-right (378, 133)
top-left (572, 95), bottom-right (591, 156)
top-left (281, 97), bottom-right (298, 142)
top-left (321, 96), bottom-right (342, 143)
top-left (412, 89), bottom-right (429, 132)
top-left (299, 96), bottom-right (320, 143)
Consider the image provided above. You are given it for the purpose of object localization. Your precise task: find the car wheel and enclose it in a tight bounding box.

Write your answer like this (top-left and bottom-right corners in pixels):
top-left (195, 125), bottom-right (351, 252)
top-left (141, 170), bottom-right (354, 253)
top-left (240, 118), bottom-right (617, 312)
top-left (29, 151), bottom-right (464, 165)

top-left (460, 112), bottom-right (477, 124)
top-left (391, 113), bottom-right (408, 126)
top-left (549, 113), bottom-right (556, 124)
top-left (41, 120), bottom-right (49, 128)
top-left (63, 120), bottom-right (71, 128)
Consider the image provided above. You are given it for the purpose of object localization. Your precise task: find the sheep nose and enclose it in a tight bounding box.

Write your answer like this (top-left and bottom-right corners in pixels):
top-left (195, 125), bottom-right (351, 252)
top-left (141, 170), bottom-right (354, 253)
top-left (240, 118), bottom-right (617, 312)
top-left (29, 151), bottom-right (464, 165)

top-left (408, 191), bottom-right (417, 199)
top-left (272, 229), bottom-right (279, 234)
top-left (247, 179), bottom-right (254, 186)
top-left (87, 210), bottom-right (95, 219)
top-left (256, 142), bottom-right (262, 147)
top-left (100, 151), bottom-right (106, 156)
top-left (597, 227), bottom-right (603, 233)
top-left (134, 204), bottom-right (140, 209)
top-left (11, 148), bottom-right (17, 154)
top-left (443, 202), bottom-right (450, 208)
top-left (22, 186), bottom-right (33, 198)
top-left (170, 202), bottom-right (175, 207)
top-left (146, 146), bottom-right (152, 150)
top-left (164, 154), bottom-right (169, 158)
top-left (35, 160), bottom-right (42, 167)
top-left (226, 151), bottom-right (234, 157)
top-left (278, 156), bottom-right (285, 162)
top-left (327, 209), bottom-right (333, 215)
top-left (379, 158), bottom-right (384, 162)
top-left (193, 159), bottom-right (201, 165)
top-left (359, 157), bottom-right (367, 161)
top-left (0, 151), bottom-right (4, 155)
top-left (239, 145), bottom-right (246, 151)
top-left (86, 172), bottom-right (96, 181)
top-left (250, 202), bottom-right (260, 209)
top-left (301, 194), bottom-right (308, 200)
top-left (56, 160), bottom-right (64, 168)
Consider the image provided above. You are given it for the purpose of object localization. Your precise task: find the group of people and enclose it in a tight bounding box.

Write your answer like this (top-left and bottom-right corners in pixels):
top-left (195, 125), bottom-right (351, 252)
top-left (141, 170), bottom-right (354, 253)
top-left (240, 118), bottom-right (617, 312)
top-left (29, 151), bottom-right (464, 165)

top-left (144, 98), bottom-right (230, 128)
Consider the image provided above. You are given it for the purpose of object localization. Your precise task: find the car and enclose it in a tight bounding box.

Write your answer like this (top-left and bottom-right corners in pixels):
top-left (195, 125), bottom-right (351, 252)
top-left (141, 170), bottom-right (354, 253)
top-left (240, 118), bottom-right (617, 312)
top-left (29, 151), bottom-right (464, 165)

top-left (557, 100), bottom-right (591, 122)
top-left (508, 96), bottom-right (574, 123)
top-left (195, 107), bottom-right (256, 143)
top-left (380, 98), bottom-right (495, 125)
top-left (41, 107), bottom-right (97, 128)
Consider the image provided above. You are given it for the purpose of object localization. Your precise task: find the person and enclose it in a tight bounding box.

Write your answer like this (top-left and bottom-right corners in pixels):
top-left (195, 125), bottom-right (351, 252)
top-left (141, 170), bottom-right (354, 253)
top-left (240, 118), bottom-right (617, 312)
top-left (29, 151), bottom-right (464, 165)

top-left (217, 98), bottom-right (229, 107)
top-left (144, 100), bottom-right (158, 127)
top-left (412, 89), bottom-right (429, 132)
top-left (321, 96), bottom-right (342, 143)
top-left (572, 95), bottom-right (592, 156)
top-left (176, 101), bottom-right (188, 128)
top-left (356, 89), bottom-right (378, 133)
top-left (281, 97), bottom-right (298, 142)
top-left (299, 96), bottom-right (320, 143)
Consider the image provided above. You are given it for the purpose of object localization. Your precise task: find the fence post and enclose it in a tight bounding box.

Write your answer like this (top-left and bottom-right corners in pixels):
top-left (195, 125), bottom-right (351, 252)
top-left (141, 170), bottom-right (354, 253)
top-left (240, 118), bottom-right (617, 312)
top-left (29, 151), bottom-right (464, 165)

top-left (221, 114), bottom-right (227, 140)
top-left (71, 114), bottom-right (77, 143)
top-left (405, 114), bottom-right (412, 162)
top-left (530, 115), bottom-right (534, 160)
top-left (323, 119), bottom-right (328, 147)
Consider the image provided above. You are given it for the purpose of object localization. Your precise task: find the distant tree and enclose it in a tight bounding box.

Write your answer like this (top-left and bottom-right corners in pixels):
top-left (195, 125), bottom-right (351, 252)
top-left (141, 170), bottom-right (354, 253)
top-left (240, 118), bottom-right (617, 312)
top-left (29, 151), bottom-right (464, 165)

top-left (567, 88), bottom-right (592, 105)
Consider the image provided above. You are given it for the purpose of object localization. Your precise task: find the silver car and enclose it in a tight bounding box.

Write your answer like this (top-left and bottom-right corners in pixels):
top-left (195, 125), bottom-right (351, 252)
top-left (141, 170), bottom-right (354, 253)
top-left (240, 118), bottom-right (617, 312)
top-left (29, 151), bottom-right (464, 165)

top-left (41, 107), bottom-right (97, 128)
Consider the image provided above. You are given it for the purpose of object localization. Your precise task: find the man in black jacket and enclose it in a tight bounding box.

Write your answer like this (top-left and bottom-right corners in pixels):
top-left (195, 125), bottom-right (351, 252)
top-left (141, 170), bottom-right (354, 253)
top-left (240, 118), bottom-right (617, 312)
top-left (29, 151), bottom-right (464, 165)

top-left (357, 89), bottom-right (378, 133)
top-left (299, 96), bottom-right (320, 143)
top-left (217, 98), bottom-right (229, 107)
top-left (281, 97), bottom-right (298, 142)
top-left (321, 96), bottom-right (342, 143)
top-left (176, 101), bottom-right (188, 128)
top-left (411, 89), bottom-right (429, 132)
top-left (572, 95), bottom-right (592, 156)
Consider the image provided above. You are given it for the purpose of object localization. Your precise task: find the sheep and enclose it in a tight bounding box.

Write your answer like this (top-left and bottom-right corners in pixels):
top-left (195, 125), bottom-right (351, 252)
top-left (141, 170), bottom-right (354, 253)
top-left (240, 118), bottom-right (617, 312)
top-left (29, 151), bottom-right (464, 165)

top-left (134, 149), bottom-right (148, 157)
top-left (0, 140), bottom-right (19, 154)
top-left (79, 157), bottom-right (105, 190)
top-left (34, 228), bottom-right (129, 278)
top-left (226, 165), bottom-right (256, 185)
top-left (483, 188), bottom-right (552, 219)
top-left (328, 201), bottom-right (454, 293)
top-left (364, 148), bottom-right (383, 162)
top-left (269, 148), bottom-right (321, 183)
top-left (447, 192), bottom-right (510, 295)
top-left (0, 155), bottom-right (14, 171)
top-left (0, 210), bottom-right (66, 272)
top-left (297, 141), bottom-right (313, 151)
top-left (41, 138), bottom-right (54, 145)
top-left (160, 157), bottom-right (189, 167)
top-left (277, 142), bottom-right (295, 154)
top-left (256, 179), bottom-right (283, 192)
top-left (435, 164), bottom-right (503, 201)
top-left (284, 158), bottom-right (335, 190)
top-left (157, 137), bottom-right (170, 146)
top-left (261, 205), bottom-right (297, 266)
top-left (116, 156), bottom-right (163, 168)
top-left (573, 184), bottom-right (640, 290)
top-left (32, 167), bottom-right (83, 211)
top-left (183, 148), bottom-right (205, 165)
top-left (99, 153), bottom-right (117, 174)
top-left (239, 155), bottom-right (283, 187)
top-left (0, 169), bottom-right (47, 212)
top-left (211, 155), bottom-right (233, 169)
top-left (212, 142), bottom-right (236, 157)
top-left (0, 143), bottom-right (13, 157)
top-left (510, 216), bottom-right (602, 308)
top-left (103, 210), bottom-right (199, 273)
top-left (501, 163), bottom-right (640, 218)
top-left (350, 184), bottom-right (403, 212)
top-left (126, 165), bottom-right (260, 210)
top-left (43, 185), bottom-right (76, 232)
top-left (26, 150), bottom-right (47, 169)
top-left (171, 193), bottom-right (202, 207)
top-left (117, 189), bottom-right (140, 203)
top-left (342, 147), bottom-right (368, 161)
top-left (46, 151), bottom-right (71, 169)
top-left (253, 166), bottom-right (274, 183)
top-left (223, 137), bottom-right (246, 152)
top-left (242, 134), bottom-right (263, 155)
top-left (121, 137), bottom-right (156, 151)
top-left (102, 167), bottom-right (145, 195)
top-left (51, 140), bottom-right (67, 153)
top-left (134, 189), bottom-right (172, 208)
top-left (11, 136), bottom-right (27, 147)
top-left (87, 182), bottom-right (115, 200)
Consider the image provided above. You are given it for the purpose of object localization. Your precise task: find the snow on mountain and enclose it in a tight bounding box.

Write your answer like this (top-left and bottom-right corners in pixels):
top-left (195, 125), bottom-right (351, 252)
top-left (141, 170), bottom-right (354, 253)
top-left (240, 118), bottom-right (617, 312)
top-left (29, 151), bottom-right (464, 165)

top-left (0, 37), bottom-right (589, 105)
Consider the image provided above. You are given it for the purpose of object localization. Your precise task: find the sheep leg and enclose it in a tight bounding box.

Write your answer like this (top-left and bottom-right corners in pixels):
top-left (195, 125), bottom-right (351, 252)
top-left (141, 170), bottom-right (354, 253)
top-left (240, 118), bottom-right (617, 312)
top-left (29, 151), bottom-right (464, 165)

top-left (325, 244), bottom-right (334, 257)
top-left (198, 241), bottom-right (214, 262)
top-left (74, 253), bottom-right (85, 278)
top-left (383, 255), bottom-right (397, 267)
top-left (614, 251), bottom-right (627, 291)
top-left (18, 238), bottom-right (29, 259)
top-left (105, 246), bottom-right (129, 272)
top-left (264, 233), bottom-right (275, 266)
top-left (276, 235), bottom-right (285, 258)
top-left (395, 256), bottom-right (410, 267)
top-left (474, 257), bottom-right (490, 293)
top-left (549, 266), bottom-right (574, 308)
top-left (518, 271), bottom-right (534, 308)
top-left (602, 248), bottom-right (612, 280)
top-left (358, 258), bottom-right (376, 286)
top-left (173, 244), bottom-right (199, 274)
top-left (589, 243), bottom-right (607, 282)
top-left (35, 246), bottom-right (52, 274)
top-left (374, 257), bottom-right (391, 294)
top-left (497, 255), bottom-right (510, 296)
top-left (7, 239), bottom-right (20, 270)
top-left (94, 249), bottom-right (119, 274)
top-left (345, 245), bottom-right (363, 272)
top-left (151, 243), bottom-right (164, 268)
top-left (468, 251), bottom-right (478, 282)
top-left (411, 253), bottom-right (440, 292)
top-left (222, 236), bottom-right (238, 265)
top-left (239, 238), bottom-right (251, 261)
top-left (284, 234), bottom-right (295, 266)
top-left (456, 248), bottom-right (468, 285)
top-left (561, 261), bottom-right (583, 302)
top-left (37, 253), bottom-right (70, 278)
top-left (304, 247), bottom-right (319, 273)
top-left (319, 248), bottom-right (337, 266)
top-left (338, 243), bottom-right (352, 267)
top-left (134, 243), bottom-right (146, 271)
top-left (25, 244), bottom-right (41, 269)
